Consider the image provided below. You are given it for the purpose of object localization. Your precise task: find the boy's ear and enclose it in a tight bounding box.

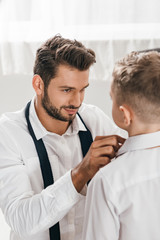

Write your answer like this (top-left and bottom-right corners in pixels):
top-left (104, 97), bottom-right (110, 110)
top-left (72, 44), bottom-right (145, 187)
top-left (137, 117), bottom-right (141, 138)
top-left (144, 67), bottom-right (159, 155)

top-left (119, 105), bottom-right (132, 126)
top-left (32, 75), bottom-right (44, 95)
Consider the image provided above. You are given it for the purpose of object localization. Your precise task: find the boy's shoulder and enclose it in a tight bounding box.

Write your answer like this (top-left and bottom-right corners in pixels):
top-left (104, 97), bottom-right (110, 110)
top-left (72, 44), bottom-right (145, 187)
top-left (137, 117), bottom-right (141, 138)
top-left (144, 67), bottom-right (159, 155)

top-left (97, 142), bottom-right (160, 194)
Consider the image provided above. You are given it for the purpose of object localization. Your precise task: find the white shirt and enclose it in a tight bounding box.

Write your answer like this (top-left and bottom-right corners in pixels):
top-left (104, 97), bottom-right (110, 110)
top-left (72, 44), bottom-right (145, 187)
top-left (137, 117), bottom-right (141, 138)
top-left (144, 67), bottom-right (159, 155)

top-left (83, 131), bottom-right (160, 240)
top-left (0, 99), bottom-right (118, 240)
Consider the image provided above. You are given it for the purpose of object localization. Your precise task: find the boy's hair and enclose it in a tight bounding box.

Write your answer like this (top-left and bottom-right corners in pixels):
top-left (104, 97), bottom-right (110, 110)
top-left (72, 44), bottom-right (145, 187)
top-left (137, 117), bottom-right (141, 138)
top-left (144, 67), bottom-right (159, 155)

top-left (112, 50), bottom-right (160, 123)
top-left (33, 35), bottom-right (96, 88)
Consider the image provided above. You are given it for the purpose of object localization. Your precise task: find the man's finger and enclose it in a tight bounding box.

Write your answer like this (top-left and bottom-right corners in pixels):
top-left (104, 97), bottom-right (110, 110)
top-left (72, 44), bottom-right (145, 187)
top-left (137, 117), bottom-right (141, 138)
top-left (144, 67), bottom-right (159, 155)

top-left (115, 135), bottom-right (126, 144)
top-left (93, 156), bottom-right (111, 167)
top-left (95, 135), bottom-right (125, 143)
top-left (92, 146), bottom-right (116, 159)
top-left (94, 135), bottom-right (126, 150)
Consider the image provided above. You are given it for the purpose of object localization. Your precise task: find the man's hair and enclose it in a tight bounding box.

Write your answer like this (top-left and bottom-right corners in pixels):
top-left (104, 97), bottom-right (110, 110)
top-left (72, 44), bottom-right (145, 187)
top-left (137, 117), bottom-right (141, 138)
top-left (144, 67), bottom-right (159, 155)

top-left (112, 50), bottom-right (160, 123)
top-left (33, 35), bottom-right (96, 88)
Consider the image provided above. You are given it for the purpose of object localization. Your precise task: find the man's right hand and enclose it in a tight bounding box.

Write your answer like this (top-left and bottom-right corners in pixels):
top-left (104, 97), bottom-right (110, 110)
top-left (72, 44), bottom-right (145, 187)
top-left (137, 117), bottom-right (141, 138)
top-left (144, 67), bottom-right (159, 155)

top-left (71, 135), bottom-right (125, 193)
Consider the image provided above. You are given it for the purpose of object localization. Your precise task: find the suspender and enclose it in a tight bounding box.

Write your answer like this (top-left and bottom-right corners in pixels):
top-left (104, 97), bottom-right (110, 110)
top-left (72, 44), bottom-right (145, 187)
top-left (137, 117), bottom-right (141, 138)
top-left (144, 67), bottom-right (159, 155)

top-left (25, 101), bottom-right (93, 240)
top-left (77, 112), bottom-right (93, 157)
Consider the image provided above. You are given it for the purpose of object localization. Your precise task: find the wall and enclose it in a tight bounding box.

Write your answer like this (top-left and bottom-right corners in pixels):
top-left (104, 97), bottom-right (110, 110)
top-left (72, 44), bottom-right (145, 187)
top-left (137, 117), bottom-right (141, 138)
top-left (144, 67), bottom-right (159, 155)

top-left (0, 74), bottom-right (113, 117)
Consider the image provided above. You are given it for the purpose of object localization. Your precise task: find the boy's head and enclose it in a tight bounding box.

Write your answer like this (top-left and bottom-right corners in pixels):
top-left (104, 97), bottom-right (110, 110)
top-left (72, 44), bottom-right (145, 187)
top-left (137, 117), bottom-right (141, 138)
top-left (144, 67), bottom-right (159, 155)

top-left (111, 51), bottom-right (160, 132)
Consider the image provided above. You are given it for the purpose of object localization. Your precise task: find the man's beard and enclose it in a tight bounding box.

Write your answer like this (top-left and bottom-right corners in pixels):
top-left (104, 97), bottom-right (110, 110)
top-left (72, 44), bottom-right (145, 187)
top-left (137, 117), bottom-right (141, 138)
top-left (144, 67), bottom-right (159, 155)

top-left (41, 89), bottom-right (80, 122)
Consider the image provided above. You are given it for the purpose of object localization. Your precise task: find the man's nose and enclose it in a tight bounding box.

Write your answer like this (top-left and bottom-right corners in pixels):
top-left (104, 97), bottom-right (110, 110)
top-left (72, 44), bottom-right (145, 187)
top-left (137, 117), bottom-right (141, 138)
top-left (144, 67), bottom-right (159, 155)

top-left (69, 92), bottom-right (82, 107)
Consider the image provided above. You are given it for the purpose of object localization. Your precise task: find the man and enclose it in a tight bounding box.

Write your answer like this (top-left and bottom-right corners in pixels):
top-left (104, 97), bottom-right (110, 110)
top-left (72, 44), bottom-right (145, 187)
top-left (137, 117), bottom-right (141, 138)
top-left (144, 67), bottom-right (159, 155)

top-left (83, 50), bottom-right (160, 240)
top-left (0, 35), bottom-right (124, 240)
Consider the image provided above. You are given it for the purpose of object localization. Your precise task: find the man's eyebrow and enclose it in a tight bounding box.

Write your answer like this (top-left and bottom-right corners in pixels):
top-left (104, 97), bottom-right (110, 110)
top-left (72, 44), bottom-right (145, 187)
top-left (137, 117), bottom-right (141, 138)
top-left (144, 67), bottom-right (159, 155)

top-left (81, 84), bottom-right (89, 90)
top-left (59, 86), bottom-right (75, 89)
top-left (59, 84), bottom-right (89, 89)
top-left (84, 83), bottom-right (89, 89)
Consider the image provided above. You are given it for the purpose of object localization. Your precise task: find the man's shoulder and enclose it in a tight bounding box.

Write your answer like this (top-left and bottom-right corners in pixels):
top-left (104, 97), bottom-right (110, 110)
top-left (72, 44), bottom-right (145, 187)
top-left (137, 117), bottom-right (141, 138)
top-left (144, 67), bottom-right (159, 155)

top-left (78, 103), bottom-right (111, 122)
top-left (79, 102), bottom-right (105, 113)
top-left (78, 103), bottom-right (119, 136)
top-left (0, 107), bottom-right (26, 132)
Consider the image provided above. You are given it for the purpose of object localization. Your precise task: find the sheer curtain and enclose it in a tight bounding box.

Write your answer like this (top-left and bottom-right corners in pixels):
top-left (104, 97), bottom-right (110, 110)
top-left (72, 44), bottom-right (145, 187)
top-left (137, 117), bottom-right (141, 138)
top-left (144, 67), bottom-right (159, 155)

top-left (1, 0), bottom-right (160, 29)
top-left (0, 0), bottom-right (160, 76)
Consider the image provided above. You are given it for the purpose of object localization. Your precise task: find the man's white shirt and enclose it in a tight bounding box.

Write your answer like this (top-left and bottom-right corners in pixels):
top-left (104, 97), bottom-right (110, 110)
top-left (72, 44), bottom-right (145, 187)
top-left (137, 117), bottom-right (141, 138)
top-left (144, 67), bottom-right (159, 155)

top-left (83, 131), bottom-right (160, 240)
top-left (0, 98), bottom-right (118, 240)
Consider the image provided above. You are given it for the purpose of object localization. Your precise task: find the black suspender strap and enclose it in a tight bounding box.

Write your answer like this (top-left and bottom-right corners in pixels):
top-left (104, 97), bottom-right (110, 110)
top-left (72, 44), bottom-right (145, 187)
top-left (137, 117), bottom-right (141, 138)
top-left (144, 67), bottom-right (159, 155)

top-left (77, 113), bottom-right (93, 185)
top-left (25, 101), bottom-right (60, 240)
top-left (77, 112), bottom-right (93, 157)
top-left (25, 101), bottom-right (54, 188)
top-left (24, 101), bottom-right (93, 240)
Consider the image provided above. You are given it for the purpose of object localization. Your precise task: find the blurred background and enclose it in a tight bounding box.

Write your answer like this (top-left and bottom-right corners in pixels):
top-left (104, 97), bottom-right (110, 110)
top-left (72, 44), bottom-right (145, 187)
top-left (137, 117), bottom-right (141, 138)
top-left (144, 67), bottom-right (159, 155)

top-left (0, 0), bottom-right (160, 238)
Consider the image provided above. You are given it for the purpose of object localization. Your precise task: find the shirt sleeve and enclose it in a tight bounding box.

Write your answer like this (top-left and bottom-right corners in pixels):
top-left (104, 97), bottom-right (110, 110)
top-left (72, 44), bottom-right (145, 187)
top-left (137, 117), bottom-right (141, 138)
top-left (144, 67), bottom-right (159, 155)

top-left (0, 126), bottom-right (83, 238)
top-left (82, 169), bottom-right (120, 240)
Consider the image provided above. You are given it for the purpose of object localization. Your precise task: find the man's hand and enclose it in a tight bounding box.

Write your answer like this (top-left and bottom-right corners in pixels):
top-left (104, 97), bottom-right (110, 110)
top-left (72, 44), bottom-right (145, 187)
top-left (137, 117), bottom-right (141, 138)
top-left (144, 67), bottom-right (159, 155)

top-left (71, 135), bottom-right (125, 192)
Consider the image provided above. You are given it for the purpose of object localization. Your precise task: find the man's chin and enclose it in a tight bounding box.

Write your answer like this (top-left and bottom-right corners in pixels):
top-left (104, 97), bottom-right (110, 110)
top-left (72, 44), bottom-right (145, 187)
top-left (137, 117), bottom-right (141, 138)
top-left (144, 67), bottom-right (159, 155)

top-left (57, 113), bottom-right (76, 122)
top-left (67, 114), bottom-right (76, 121)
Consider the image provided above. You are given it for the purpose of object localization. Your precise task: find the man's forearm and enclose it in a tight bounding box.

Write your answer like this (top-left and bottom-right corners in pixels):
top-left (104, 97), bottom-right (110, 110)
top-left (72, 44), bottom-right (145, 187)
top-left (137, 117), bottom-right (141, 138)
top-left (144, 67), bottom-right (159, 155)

top-left (71, 162), bottom-right (90, 193)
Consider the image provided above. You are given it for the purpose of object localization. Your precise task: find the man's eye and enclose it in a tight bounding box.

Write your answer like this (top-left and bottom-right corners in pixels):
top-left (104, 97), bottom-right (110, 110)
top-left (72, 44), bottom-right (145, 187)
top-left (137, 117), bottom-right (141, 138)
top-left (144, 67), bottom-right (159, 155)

top-left (80, 88), bottom-right (85, 93)
top-left (63, 89), bottom-right (71, 93)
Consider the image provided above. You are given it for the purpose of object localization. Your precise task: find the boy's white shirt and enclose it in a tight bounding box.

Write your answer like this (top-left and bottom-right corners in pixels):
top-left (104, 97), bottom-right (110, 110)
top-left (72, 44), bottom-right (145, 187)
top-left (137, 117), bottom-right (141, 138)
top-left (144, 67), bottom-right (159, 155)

top-left (83, 131), bottom-right (160, 240)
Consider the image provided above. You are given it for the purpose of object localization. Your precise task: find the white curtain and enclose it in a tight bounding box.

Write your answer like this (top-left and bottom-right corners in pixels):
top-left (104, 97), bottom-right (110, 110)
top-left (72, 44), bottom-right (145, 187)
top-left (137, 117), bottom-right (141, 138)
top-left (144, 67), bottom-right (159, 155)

top-left (0, 0), bottom-right (160, 76)
top-left (1, 0), bottom-right (160, 25)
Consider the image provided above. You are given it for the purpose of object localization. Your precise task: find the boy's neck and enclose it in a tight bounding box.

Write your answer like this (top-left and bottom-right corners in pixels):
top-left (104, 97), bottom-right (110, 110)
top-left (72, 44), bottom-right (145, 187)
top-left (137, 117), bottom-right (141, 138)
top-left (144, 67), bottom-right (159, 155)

top-left (128, 121), bottom-right (160, 137)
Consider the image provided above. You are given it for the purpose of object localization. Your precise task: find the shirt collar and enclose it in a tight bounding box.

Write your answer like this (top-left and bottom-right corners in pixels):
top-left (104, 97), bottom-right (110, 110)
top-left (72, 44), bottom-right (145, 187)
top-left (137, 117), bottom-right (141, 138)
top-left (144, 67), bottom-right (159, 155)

top-left (29, 98), bottom-right (87, 140)
top-left (116, 131), bottom-right (160, 158)
top-left (65, 112), bottom-right (87, 135)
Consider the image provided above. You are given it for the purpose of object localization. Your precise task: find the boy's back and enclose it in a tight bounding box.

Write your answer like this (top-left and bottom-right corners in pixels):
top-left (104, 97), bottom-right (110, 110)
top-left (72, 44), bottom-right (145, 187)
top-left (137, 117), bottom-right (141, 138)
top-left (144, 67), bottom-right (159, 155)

top-left (84, 131), bottom-right (160, 240)
top-left (83, 50), bottom-right (160, 240)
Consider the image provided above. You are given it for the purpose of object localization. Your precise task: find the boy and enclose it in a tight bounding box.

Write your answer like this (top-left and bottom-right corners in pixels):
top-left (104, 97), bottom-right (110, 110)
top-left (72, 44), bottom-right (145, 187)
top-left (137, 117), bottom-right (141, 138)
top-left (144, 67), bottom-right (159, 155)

top-left (83, 50), bottom-right (160, 240)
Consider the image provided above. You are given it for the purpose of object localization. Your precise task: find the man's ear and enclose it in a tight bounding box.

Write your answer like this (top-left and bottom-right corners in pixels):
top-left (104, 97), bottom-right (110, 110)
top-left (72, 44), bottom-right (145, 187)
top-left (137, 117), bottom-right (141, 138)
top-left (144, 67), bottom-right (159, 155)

top-left (32, 75), bottom-right (44, 95)
top-left (119, 105), bottom-right (132, 126)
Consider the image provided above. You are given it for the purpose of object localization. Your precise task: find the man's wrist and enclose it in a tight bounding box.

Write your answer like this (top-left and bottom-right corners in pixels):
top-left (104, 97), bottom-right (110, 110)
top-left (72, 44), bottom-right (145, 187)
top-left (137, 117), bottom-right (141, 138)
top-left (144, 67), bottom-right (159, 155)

top-left (71, 164), bottom-right (90, 193)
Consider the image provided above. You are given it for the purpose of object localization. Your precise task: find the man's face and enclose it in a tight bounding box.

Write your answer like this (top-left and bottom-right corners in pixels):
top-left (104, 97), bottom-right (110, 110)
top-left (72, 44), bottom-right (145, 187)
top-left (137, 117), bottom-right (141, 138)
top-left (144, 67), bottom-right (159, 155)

top-left (42, 65), bottom-right (89, 122)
